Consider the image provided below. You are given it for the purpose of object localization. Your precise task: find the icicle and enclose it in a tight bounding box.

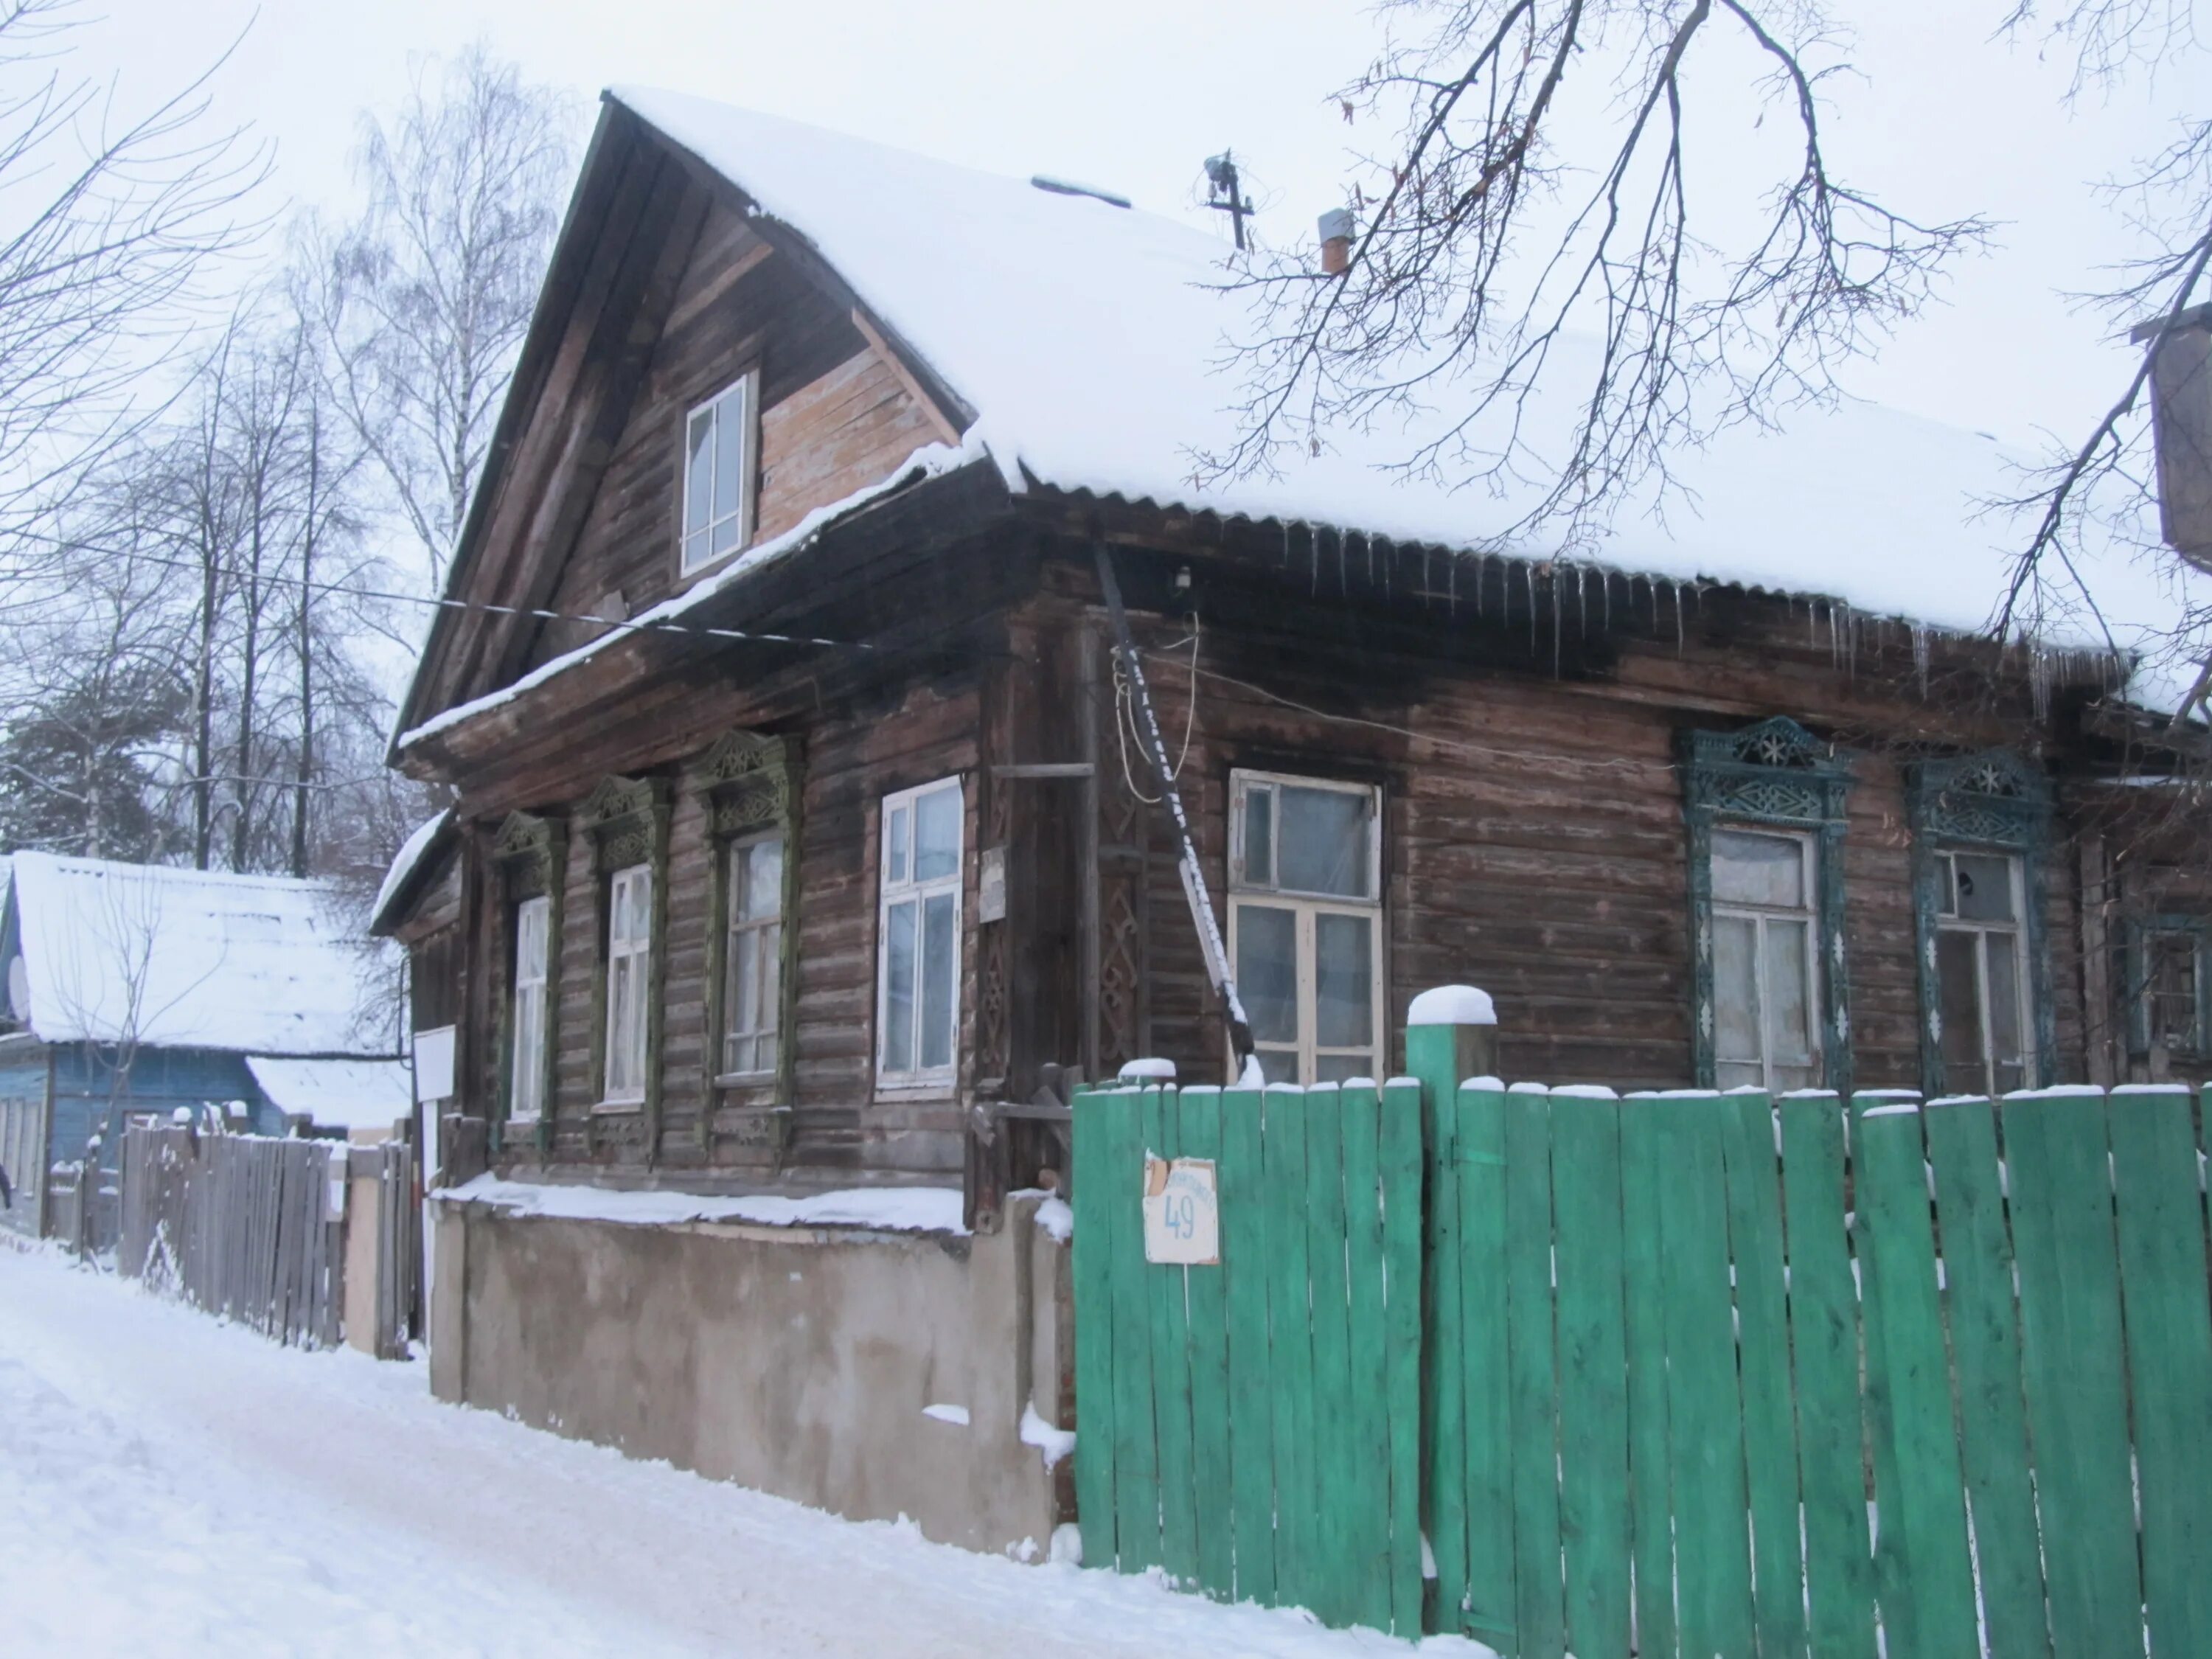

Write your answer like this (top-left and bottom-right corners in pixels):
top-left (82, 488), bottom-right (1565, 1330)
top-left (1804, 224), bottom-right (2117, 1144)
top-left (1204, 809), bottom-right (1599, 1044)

top-left (1528, 563), bottom-right (1539, 651)
top-left (1281, 518), bottom-right (1292, 569)
top-left (1423, 544), bottom-right (1433, 601)
top-left (1576, 564), bottom-right (1589, 636)
top-left (1672, 580), bottom-right (1685, 652)
top-left (1365, 530), bottom-right (1375, 588)
top-left (1448, 547), bottom-right (1458, 616)
top-left (1911, 624), bottom-right (1931, 696)
top-left (1601, 570), bottom-right (1613, 632)
top-left (2031, 645), bottom-right (2053, 722)
top-left (1335, 526), bottom-right (1347, 596)
top-left (1808, 599), bottom-right (1818, 649)
top-left (1378, 535), bottom-right (1391, 602)
top-left (1648, 577), bottom-right (1660, 633)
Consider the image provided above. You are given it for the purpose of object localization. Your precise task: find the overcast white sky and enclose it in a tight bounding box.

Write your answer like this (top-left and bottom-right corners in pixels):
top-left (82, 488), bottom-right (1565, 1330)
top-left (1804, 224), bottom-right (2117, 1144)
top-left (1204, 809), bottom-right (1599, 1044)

top-left (72, 0), bottom-right (2205, 455)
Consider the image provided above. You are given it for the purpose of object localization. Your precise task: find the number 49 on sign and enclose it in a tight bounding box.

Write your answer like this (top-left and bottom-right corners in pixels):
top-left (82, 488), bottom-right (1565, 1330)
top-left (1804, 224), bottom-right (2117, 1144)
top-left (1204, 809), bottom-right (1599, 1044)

top-left (1142, 1154), bottom-right (1219, 1265)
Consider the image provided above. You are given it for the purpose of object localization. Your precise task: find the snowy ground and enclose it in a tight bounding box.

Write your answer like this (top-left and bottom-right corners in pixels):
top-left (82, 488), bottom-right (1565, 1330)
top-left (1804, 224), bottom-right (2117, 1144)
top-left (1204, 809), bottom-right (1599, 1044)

top-left (0, 1243), bottom-right (1477, 1658)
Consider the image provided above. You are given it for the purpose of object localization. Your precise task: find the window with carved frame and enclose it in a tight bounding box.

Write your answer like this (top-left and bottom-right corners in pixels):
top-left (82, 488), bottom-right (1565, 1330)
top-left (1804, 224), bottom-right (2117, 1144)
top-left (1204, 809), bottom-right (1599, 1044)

top-left (1907, 751), bottom-right (2053, 1098)
top-left (2126, 916), bottom-right (2210, 1062)
top-left (877, 776), bottom-right (962, 1087)
top-left (1681, 717), bottom-right (1854, 1095)
top-left (490, 810), bottom-right (566, 1143)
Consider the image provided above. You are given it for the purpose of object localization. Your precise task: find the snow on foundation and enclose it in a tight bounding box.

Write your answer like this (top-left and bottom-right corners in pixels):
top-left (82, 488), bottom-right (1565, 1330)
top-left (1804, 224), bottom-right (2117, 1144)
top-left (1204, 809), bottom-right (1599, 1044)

top-left (436, 1174), bottom-right (967, 1235)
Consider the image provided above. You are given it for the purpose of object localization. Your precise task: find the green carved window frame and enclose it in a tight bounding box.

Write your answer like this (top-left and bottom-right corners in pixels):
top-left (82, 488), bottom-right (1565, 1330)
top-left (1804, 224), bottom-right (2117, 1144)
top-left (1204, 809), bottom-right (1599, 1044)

top-left (1906, 750), bottom-right (2055, 1097)
top-left (490, 810), bottom-right (566, 1156)
top-left (2121, 913), bottom-right (2211, 1062)
top-left (1681, 716), bottom-right (1855, 1095)
top-left (578, 774), bottom-right (672, 1132)
top-left (695, 730), bottom-right (801, 1136)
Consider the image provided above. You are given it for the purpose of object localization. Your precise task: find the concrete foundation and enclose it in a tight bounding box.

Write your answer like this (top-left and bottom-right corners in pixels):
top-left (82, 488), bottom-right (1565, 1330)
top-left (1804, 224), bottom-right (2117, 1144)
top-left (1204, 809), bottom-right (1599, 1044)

top-left (429, 1189), bottom-right (1069, 1555)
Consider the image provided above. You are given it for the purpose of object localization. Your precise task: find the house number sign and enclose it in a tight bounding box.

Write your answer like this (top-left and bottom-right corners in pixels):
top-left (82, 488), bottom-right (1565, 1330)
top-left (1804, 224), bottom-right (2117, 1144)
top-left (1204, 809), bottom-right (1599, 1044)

top-left (1142, 1155), bottom-right (1219, 1265)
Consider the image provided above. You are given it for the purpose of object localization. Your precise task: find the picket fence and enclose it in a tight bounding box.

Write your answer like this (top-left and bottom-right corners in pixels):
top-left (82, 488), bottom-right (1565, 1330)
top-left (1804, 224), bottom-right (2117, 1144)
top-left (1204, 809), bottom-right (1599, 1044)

top-left (117, 1125), bottom-right (392, 1350)
top-left (1070, 1065), bottom-right (2212, 1658)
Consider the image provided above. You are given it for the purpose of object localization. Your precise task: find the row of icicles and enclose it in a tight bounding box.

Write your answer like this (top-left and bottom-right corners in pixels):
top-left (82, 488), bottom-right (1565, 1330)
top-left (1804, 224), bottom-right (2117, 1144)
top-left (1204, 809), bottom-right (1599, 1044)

top-left (1269, 517), bottom-right (2125, 718)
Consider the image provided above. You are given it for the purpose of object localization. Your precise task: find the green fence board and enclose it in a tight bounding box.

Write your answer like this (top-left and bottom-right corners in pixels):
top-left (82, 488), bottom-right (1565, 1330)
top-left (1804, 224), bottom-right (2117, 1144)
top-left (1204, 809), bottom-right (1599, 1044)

top-left (1504, 1087), bottom-right (1565, 1659)
top-left (1923, 1096), bottom-right (2049, 1659)
top-left (1071, 1088), bottom-right (1119, 1572)
top-left (1408, 1025), bottom-right (1470, 1630)
top-left (1720, 1090), bottom-right (1807, 1659)
top-left (1303, 1085), bottom-right (1357, 1627)
top-left (1619, 1096), bottom-right (1678, 1659)
top-left (2003, 1088), bottom-right (2141, 1653)
top-left (1338, 1082), bottom-right (1394, 1632)
top-left (1218, 1085), bottom-right (1276, 1604)
top-left (1177, 1087), bottom-right (1235, 1601)
top-left (1655, 1093), bottom-right (1754, 1659)
top-left (2107, 1085), bottom-right (2212, 1659)
top-left (1550, 1088), bottom-right (1630, 1659)
top-left (1144, 1085), bottom-right (1200, 1588)
top-left (1456, 1079), bottom-right (1517, 1651)
top-left (1262, 1085), bottom-right (1316, 1608)
top-left (1778, 1095), bottom-right (1874, 1659)
top-left (1102, 1085), bottom-right (1161, 1571)
top-left (1854, 1100), bottom-right (1976, 1659)
top-left (1380, 1079), bottom-right (1426, 1636)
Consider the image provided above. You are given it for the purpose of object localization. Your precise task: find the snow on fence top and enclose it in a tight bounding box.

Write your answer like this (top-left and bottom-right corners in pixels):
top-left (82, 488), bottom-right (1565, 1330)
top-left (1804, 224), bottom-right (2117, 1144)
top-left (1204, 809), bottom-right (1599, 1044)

top-left (613, 86), bottom-right (2205, 708)
top-left (4, 852), bottom-right (397, 1057)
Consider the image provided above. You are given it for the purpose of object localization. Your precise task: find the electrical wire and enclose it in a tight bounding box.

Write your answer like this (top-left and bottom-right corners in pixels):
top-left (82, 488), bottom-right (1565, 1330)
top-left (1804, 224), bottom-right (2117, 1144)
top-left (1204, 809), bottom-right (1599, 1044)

top-left (2, 530), bottom-right (875, 653)
top-left (1113, 613), bottom-right (1200, 804)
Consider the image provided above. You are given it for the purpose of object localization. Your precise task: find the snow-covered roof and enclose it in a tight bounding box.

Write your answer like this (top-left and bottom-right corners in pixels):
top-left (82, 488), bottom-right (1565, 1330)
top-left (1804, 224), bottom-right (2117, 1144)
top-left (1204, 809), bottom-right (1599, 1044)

top-left (245, 1056), bottom-right (412, 1133)
top-left (609, 87), bottom-right (2203, 708)
top-left (4, 852), bottom-right (398, 1057)
top-left (371, 809), bottom-right (452, 933)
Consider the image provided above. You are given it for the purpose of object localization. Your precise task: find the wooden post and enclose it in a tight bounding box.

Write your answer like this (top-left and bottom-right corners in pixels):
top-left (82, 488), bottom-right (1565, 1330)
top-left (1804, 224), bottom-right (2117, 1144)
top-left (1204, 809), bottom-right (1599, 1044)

top-left (1402, 985), bottom-right (1498, 1637)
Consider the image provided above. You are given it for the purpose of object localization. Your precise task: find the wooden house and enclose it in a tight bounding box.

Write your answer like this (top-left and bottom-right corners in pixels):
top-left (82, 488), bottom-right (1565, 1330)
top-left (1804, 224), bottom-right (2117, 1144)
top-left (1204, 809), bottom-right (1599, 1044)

top-left (375, 89), bottom-right (2206, 1550)
top-left (0, 852), bottom-right (406, 1240)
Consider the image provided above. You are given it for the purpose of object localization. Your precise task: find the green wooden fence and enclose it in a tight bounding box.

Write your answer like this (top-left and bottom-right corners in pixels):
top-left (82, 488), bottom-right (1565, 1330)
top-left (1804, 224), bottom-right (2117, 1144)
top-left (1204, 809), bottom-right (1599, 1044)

top-left (1069, 1079), bottom-right (1426, 1632)
top-left (1074, 1068), bottom-right (2212, 1655)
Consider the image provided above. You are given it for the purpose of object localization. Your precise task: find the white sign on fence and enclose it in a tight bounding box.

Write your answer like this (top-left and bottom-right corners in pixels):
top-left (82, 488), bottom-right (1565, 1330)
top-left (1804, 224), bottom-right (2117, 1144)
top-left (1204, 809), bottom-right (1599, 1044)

top-left (1142, 1154), bottom-right (1220, 1265)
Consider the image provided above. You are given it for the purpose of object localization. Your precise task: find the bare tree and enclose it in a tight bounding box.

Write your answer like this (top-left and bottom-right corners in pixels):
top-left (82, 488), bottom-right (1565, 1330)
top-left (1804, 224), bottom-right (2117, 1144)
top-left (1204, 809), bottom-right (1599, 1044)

top-left (1210, 1), bottom-right (1989, 540)
top-left (0, 1), bottom-right (264, 547)
top-left (304, 44), bottom-right (576, 589)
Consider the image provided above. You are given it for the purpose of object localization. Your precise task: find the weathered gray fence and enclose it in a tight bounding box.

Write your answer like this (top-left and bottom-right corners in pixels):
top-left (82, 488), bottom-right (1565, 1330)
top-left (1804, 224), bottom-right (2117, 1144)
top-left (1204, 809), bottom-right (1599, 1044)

top-left (118, 1125), bottom-right (414, 1352)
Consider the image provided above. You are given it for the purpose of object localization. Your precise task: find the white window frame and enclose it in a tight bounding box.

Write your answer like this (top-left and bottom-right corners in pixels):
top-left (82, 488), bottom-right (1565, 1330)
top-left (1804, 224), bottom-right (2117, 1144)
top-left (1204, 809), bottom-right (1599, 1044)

top-left (1710, 827), bottom-right (1823, 1093)
top-left (1934, 849), bottom-right (2035, 1094)
top-left (875, 777), bottom-right (963, 1089)
top-left (678, 369), bottom-right (759, 577)
top-left (1227, 770), bottom-right (1385, 1085)
top-left (509, 894), bottom-right (552, 1122)
top-left (720, 831), bottom-right (784, 1081)
top-left (602, 863), bottom-right (653, 1104)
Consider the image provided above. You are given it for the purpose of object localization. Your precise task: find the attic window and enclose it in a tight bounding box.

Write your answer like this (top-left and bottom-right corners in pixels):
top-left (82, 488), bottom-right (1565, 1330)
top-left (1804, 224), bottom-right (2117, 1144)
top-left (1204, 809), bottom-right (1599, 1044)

top-left (681, 369), bottom-right (759, 575)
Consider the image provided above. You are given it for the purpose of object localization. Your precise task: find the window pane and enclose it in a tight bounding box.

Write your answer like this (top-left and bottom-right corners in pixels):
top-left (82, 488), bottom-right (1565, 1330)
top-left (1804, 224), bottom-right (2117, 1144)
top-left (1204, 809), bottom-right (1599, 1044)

top-left (684, 407), bottom-right (714, 535)
top-left (1986, 931), bottom-right (2024, 1082)
top-left (1253, 1047), bottom-right (1299, 1085)
top-left (1241, 784), bottom-right (1273, 887)
top-left (1235, 904), bottom-right (1298, 1046)
top-left (517, 897), bottom-right (549, 981)
top-left (1315, 1051), bottom-right (1374, 1084)
top-left (1712, 830), bottom-right (1805, 909)
top-left (713, 514), bottom-right (742, 557)
top-left (1277, 785), bottom-right (1371, 897)
top-left (759, 922), bottom-right (781, 1038)
top-left (886, 806), bottom-right (910, 884)
top-left (730, 932), bottom-right (759, 1037)
top-left (512, 984), bottom-right (543, 1118)
top-left (921, 891), bottom-right (956, 1070)
top-left (1952, 853), bottom-right (2015, 922)
top-left (1936, 929), bottom-right (1986, 1094)
top-left (914, 786), bottom-right (961, 882)
top-left (1764, 917), bottom-right (1815, 1066)
top-left (607, 958), bottom-right (635, 1095)
top-left (1315, 911), bottom-right (1373, 1048)
top-left (1717, 1059), bottom-right (1764, 1091)
top-left (883, 899), bottom-right (916, 1072)
top-left (739, 837), bottom-right (783, 922)
top-left (1713, 914), bottom-right (1762, 1065)
top-left (712, 383), bottom-right (746, 524)
top-left (2148, 932), bottom-right (2199, 1048)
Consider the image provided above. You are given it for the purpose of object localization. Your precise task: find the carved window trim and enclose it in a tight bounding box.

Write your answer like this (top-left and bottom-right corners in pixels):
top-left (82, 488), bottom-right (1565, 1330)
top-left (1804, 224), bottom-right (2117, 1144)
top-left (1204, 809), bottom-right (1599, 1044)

top-left (490, 810), bottom-right (566, 1155)
top-left (577, 775), bottom-right (672, 1136)
top-left (1906, 750), bottom-right (2055, 1096)
top-left (695, 730), bottom-right (801, 1142)
top-left (1681, 717), bottom-right (1855, 1094)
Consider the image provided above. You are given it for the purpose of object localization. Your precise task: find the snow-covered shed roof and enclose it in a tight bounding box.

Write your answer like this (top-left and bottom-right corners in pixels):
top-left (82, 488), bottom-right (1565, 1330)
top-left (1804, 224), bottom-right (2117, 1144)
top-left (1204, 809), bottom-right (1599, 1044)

top-left (245, 1056), bottom-right (413, 1133)
top-left (3, 853), bottom-right (397, 1057)
top-left (370, 809), bottom-right (453, 936)
top-left (602, 87), bottom-right (2201, 707)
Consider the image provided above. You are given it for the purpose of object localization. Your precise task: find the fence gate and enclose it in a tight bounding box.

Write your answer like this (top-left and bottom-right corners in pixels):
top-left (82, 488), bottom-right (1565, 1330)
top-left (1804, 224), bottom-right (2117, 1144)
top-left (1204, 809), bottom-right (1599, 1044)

top-left (1070, 1080), bottom-right (1425, 1632)
top-left (1425, 1080), bottom-right (2212, 1659)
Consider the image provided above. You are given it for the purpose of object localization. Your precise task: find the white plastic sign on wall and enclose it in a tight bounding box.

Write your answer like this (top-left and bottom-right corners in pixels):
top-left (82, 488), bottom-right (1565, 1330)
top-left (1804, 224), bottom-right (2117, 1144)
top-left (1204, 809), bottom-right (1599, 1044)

top-left (1142, 1154), bottom-right (1219, 1265)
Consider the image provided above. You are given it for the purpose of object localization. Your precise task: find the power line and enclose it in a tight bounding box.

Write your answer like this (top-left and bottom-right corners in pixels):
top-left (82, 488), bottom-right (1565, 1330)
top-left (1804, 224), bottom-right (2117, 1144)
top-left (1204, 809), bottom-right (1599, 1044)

top-left (4, 529), bottom-right (875, 653)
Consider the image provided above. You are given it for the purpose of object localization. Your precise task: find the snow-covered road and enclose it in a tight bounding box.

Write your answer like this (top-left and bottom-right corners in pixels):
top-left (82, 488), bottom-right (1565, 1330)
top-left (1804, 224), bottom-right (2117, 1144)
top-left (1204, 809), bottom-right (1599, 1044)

top-left (0, 1244), bottom-right (1470, 1658)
